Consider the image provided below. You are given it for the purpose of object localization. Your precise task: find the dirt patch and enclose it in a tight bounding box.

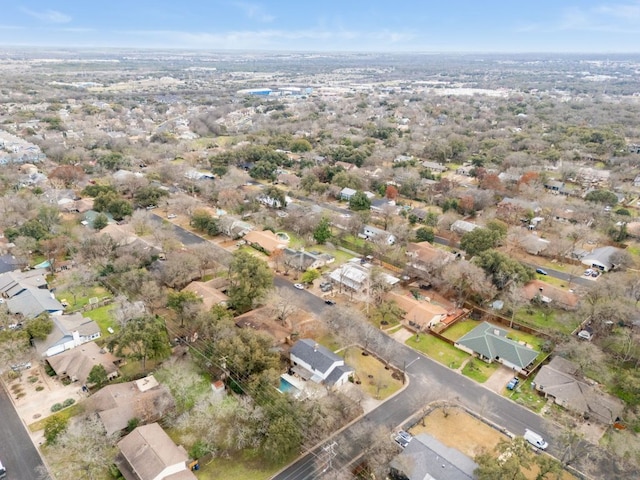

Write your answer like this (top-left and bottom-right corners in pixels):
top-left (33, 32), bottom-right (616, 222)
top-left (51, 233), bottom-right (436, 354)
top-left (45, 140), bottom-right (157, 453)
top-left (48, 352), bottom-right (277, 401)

top-left (410, 406), bottom-right (507, 458)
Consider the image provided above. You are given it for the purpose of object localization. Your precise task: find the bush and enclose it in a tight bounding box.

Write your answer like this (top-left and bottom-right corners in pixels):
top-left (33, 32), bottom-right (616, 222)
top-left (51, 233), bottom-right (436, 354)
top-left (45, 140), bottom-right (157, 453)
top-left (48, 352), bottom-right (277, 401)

top-left (51, 403), bottom-right (63, 412)
top-left (44, 416), bottom-right (68, 445)
top-left (189, 440), bottom-right (212, 459)
top-left (36, 386), bottom-right (44, 391)
top-left (62, 398), bottom-right (76, 408)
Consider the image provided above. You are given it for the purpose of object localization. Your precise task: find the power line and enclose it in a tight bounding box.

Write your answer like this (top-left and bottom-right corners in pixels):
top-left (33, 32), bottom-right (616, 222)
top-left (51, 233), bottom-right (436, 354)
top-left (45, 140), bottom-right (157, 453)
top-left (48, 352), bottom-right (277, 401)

top-left (163, 322), bottom-right (363, 479)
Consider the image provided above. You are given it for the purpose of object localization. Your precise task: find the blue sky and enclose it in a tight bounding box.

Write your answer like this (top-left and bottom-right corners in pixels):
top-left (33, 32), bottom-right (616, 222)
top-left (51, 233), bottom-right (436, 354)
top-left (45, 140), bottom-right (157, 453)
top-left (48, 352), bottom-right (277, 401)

top-left (2, 1), bottom-right (640, 52)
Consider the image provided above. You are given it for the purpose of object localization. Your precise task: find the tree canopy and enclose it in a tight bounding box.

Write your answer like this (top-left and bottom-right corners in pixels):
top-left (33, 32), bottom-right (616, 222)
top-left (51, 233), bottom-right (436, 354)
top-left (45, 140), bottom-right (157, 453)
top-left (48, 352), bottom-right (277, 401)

top-left (349, 191), bottom-right (372, 211)
top-left (460, 227), bottom-right (503, 257)
top-left (227, 250), bottom-right (274, 313)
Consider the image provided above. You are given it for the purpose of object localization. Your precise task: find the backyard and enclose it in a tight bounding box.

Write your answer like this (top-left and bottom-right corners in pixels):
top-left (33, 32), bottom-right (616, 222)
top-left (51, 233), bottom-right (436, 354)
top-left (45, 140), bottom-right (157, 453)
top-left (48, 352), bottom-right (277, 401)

top-left (84, 304), bottom-right (118, 336)
top-left (516, 307), bottom-right (580, 335)
top-left (405, 333), bottom-right (469, 369)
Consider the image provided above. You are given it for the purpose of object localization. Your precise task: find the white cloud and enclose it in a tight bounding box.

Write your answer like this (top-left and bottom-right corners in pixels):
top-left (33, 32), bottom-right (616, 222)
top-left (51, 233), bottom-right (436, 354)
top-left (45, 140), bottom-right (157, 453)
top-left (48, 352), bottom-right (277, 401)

top-left (21, 8), bottom-right (72, 24)
top-left (231, 2), bottom-right (275, 23)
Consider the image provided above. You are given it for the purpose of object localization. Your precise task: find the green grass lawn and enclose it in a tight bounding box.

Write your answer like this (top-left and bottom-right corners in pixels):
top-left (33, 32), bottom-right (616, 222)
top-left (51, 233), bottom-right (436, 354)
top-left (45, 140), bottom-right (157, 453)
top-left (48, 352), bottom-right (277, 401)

top-left (508, 378), bottom-right (546, 413)
top-left (515, 307), bottom-right (579, 335)
top-left (29, 403), bottom-right (85, 432)
top-left (56, 285), bottom-right (112, 310)
top-left (314, 333), bottom-right (344, 353)
top-left (195, 453), bottom-right (296, 480)
top-left (406, 334), bottom-right (469, 369)
top-left (85, 304), bottom-right (118, 335)
top-left (312, 244), bottom-right (353, 264)
top-left (344, 346), bottom-right (403, 400)
top-left (461, 358), bottom-right (499, 383)
top-left (441, 319), bottom-right (479, 341)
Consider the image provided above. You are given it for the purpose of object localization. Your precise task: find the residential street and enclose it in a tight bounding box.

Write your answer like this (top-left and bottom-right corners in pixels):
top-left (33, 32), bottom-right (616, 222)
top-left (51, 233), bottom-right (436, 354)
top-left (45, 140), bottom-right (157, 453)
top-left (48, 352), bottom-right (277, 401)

top-left (155, 214), bottom-right (606, 479)
top-left (272, 311), bottom-right (558, 480)
top-left (0, 384), bottom-right (47, 480)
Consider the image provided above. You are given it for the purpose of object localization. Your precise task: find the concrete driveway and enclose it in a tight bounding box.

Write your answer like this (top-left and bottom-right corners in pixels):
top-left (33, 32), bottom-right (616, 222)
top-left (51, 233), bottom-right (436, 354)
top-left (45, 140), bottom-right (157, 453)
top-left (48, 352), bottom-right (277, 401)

top-left (483, 365), bottom-right (518, 394)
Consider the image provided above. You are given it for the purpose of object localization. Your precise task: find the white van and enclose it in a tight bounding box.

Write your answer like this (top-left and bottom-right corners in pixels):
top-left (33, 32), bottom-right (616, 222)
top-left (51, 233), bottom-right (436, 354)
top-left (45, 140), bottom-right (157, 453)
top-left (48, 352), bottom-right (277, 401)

top-left (524, 429), bottom-right (548, 450)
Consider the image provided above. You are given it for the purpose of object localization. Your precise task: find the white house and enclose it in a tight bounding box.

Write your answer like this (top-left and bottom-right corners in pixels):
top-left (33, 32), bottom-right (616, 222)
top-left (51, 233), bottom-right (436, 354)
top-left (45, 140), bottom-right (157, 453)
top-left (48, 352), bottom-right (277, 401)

top-left (361, 225), bottom-right (396, 245)
top-left (329, 260), bottom-right (400, 292)
top-left (339, 187), bottom-right (357, 201)
top-left (289, 339), bottom-right (353, 387)
top-left (34, 313), bottom-right (101, 357)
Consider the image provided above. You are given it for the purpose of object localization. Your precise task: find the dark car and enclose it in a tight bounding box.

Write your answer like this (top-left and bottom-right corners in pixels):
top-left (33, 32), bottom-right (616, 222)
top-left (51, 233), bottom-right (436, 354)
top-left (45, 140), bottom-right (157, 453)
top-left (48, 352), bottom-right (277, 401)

top-left (506, 377), bottom-right (520, 390)
top-left (324, 300), bottom-right (336, 306)
top-left (535, 268), bottom-right (548, 275)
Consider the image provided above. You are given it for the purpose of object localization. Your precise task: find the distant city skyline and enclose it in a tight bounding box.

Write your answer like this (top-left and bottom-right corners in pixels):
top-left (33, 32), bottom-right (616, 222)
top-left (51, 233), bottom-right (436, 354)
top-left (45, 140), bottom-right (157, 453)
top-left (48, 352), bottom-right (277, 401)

top-left (2, 1), bottom-right (640, 53)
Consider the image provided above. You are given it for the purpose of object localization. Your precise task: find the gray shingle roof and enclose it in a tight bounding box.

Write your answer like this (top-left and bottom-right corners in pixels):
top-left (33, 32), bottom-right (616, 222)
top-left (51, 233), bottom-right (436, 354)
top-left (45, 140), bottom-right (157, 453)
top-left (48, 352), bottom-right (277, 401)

top-left (390, 433), bottom-right (477, 480)
top-left (456, 322), bottom-right (539, 369)
top-left (290, 338), bottom-right (342, 375)
top-left (534, 357), bottom-right (624, 424)
top-left (325, 364), bottom-right (354, 386)
top-left (6, 287), bottom-right (63, 318)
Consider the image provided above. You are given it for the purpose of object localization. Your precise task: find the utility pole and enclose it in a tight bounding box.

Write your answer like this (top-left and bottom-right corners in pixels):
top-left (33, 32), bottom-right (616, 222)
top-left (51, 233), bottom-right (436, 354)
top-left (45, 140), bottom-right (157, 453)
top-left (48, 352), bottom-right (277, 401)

top-left (321, 441), bottom-right (338, 473)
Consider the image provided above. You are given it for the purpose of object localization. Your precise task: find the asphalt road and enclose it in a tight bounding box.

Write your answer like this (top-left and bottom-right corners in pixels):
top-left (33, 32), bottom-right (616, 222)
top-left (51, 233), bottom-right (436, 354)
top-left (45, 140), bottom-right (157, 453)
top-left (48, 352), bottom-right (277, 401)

top-left (272, 287), bottom-right (560, 480)
top-left (0, 384), bottom-right (47, 480)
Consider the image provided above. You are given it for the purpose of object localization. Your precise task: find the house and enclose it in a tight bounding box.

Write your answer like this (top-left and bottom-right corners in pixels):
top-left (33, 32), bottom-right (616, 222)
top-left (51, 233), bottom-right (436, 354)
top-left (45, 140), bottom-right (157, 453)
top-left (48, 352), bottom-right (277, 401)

top-left (7, 287), bottom-right (64, 318)
top-left (389, 433), bottom-right (478, 480)
top-left (282, 248), bottom-right (335, 271)
top-left (47, 341), bottom-right (119, 384)
top-left (218, 216), bottom-right (254, 238)
top-left (116, 423), bottom-right (196, 480)
top-left (422, 161), bottom-right (448, 173)
top-left (289, 338), bottom-right (353, 387)
top-left (633, 174), bottom-right (640, 188)
top-left (33, 313), bottom-right (101, 357)
top-left (518, 234), bottom-right (550, 256)
top-left (243, 230), bottom-right (288, 254)
top-left (339, 187), bottom-right (357, 201)
top-left (456, 165), bottom-right (474, 176)
top-left (387, 291), bottom-right (448, 331)
top-left (450, 219), bottom-right (479, 235)
top-left (522, 280), bottom-right (579, 309)
top-left (276, 173), bottom-right (301, 188)
top-left (533, 357), bottom-right (624, 424)
top-left (335, 161), bottom-right (358, 171)
top-left (361, 225), bottom-right (396, 245)
top-left (406, 242), bottom-right (454, 271)
top-left (329, 260), bottom-right (400, 292)
top-left (455, 322), bottom-right (539, 372)
top-left (393, 154), bottom-right (414, 163)
top-left (498, 171), bottom-right (521, 184)
top-left (496, 197), bottom-right (541, 223)
top-left (370, 198), bottom-right (399, 214)
top-left (0, 268), bottom-right (48, 298)
top-left (86, 376), bottom-right (175, 435)
top-left (580, 246), bottom-right (623, 272)
top-left (544, 180), bottom-right (568, 194)
top-left (182, 280), bottom-right (229, 310)
top-left (0, 255), bottom-right (20, 275)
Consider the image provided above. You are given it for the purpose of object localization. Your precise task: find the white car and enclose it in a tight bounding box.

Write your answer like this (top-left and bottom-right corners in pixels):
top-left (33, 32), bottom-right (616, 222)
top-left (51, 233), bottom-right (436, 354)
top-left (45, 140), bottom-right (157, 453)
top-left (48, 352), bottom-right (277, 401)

top-left (167, 214), bottom-right (177, 219)
top-left (294, 283), bottom-right (305, 290)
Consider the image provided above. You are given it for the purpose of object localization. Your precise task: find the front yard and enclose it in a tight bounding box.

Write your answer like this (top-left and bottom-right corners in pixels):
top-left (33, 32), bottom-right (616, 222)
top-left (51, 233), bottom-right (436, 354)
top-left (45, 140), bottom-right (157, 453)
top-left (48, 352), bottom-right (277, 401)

top-left (461, 358), bottom-right (500, 383)
top-left (406, 334), bottom-right (469, 369)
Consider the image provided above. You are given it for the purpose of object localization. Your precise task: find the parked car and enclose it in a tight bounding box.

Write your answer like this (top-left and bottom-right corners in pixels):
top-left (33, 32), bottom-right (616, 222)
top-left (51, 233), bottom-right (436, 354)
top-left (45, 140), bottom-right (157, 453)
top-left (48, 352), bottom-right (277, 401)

top-left (167, 213), bottom-right (177, 219)
top-left (294, 283), bottom-right (305, 290)
top-left (506, 377), bottom-right (520, 390)
top-left (394, 430), bottom-right (412, 448)
top-left (11, 362), bottom-right (31, 372)
top-left (524, 429), bottom-right (548, 450)
top-left (324, 300), bottom-right (336, 306)
top-left (535, 268), bottom-right (548, 275)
